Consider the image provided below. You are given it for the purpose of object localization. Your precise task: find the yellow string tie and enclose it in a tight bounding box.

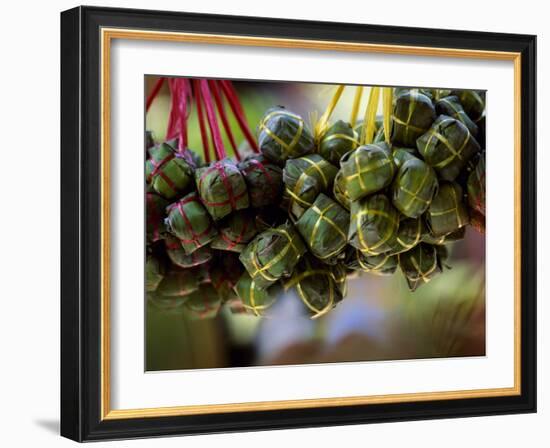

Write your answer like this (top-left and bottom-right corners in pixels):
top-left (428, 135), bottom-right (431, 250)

top-left (361, 87), bottom-right (380, 145)
top-left (350, 86), bottom-right (364, 128)
top-left (314, 85), bottom-right (345, 144)
top-left (382, 87), bottom-right (393, 144)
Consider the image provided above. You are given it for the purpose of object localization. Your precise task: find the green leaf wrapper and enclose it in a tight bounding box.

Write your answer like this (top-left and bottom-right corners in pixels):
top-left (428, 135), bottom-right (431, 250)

top-left (195, 160), bottom-right (249, 221)
top-left (165, 192), bottom-right (217, 254)
top-left (239, 222), bottom-right (307, 289)
top-left (469, 208), bottom-right (486, 235)
top-left (238, 154), bottom-right (283, 208)
top-left (194, 262), bottom-right (213, 286)
top-left (391, 153), bottom-right (438, 218)
top-left (145, 141), bottom-right (194, 199)
top-left (145, 130), bottom-right (155, 154)
top-left (164, 235), bottom-right (212, 268)
top-left (147, 292), bottom-right (188, 314)
top-left (258, 107), bottom-right (315, 164)
top-left (296, 193), bottom-right (350, 262)
top-left (234, 272), bottom-right (281, 317)
top-left (386, 217), bottom-right (426, 255)
top-left (284, 255), bottom-right (346, 319)
top-left (344, 248), bottom-right (398, 275)
top-left (333, 170), bottom-right (351, 210)
top-left (467, 152), bottom-right (486, 216)
top-left (254, 207), bottom-right (289, 232)
top-left (392, 147), bottom-right (420, 168)
top-left (436, 95), bottom-right (479, 137)
top-left (349, 193), bottom-right (399, 255)
top-left (146, 255), bottom-right (165, 292)
top-left (421, 225), bottom-right (466, 245)
top-left (146, 193), bottom-right (168, 243)
top-left (156, 267), bottom-right (199, 297)
top-left (319, 120), bottom-right (359, 165)
top-left (431, 89), bottom-right (453, 100)
top-left (331, 262), bottom-right (348, 296)
top-left (425, 181), bottom-right (469, 236)
top-left (339, 142), bottom-right (396, 201)
top-left (450, 90), bottom-right (485, 122)
top-left (282, 154), bottom-right (338, 221)
top-left (391, 89), bottom-right (436, 147)
top-left (394, 87), bottom-right (435, 101)
top-left (417, 115), bottom-right (481, 181)
top-left (210, 210), bottom-right (258, 252)
top-left (210, 252), bottom-right (244, 295)
top-left (183, 284), bottom-right (222, 319)
top-left (399, 243), bottom-right (445, 291)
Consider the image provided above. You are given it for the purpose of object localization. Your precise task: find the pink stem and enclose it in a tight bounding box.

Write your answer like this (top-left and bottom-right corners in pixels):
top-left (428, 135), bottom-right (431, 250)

top-left (146, 77), bottom-right (165, 112)
top-left (209, 80), bottom-right (241, 161)
top-left (193, 80), bottom-right (211, 163)
top-left (219, 80), bottom-right (259, 152)
top-left (200, 80), bottom-right (227, 160)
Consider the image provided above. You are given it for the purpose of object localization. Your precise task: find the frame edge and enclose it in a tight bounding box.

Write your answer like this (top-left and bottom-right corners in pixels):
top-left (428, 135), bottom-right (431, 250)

top-left (60, 5), bottom-right (84, 442)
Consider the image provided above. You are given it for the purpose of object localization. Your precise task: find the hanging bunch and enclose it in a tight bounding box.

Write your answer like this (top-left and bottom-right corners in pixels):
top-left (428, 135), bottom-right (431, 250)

top-left (145, 78), bottom-right (486, 318)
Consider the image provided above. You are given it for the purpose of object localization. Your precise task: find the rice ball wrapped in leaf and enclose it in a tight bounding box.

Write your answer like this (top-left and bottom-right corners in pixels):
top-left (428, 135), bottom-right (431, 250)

top-left (147, 293), bottom-right (188, 314)
top-left (254, 207), bottom-right (288, 232)
top-left (391, 153), bottom-right (438, 218)
top-left (394, 87), bottom-right (435, 101)
top-left (392, 147), bottom-right (421, 168)
top-left (239, 222), bottom-right (307, 289)
top-left (421, 225), bottom-right (465, 245)
top-left (238, 154), bottom-right (283, 207)
top-left (392, 89), bottom-right (436, 147)
top-left (234, 272), bottom-right (281, 317)
top-left (469, 208), bottom-right (486, 235)
top-left (333, 170), bottom-right (351, 210)
top-left (146, 193), bottom-right (168, 243)
top-left (164, 235), bottom-right (212, 268)
top-left (386, 217), bottom-right (426, 255)
top-left (296, 193), bottom-right (349, 262)
top-left (165, 192), bottom-right (217, 254)
top-left (417, 115), bottom-right (481, 181)
top-left (210, 252), bottom-right (244, 299)
top-left (455, 149), bottom-right (481, 191)
top-left (195, 160), bottom-right (249, 221)
top-left (282, 154), bottom-right (338, 220)
top-left (399, 243), bottom-right (444, 291)
top-left (467, 152), bottom-right (486, 216)
top-left (285, 255), bottom-right (346, 319)
top-left (258, 107), bottom-right (315, 164)
top-left (162, 137), bottom-right (205, 168)
top-left (436, 95), bottom-right (479, 137)
top-left (344, 248), bottom-right (398, 275)
top-left (331, 262), bottom-right (348, 296)
top-left (425, 181), bottom-right (469, 237)
top-left (210, 210), bottom-right (258, 252)
top-left (319, 120), bottom-right (359, 165)
top-left (183, 284), bottom-right (222, 319)
top-left (145, 141), bottom-right (194, 199)
top-left (194, 262), bottom-right (214, 286)
top-left (451, 90), bottom-right (485, 122)
top-left (349, 193), bottom-right (399, 255)
top-left (146, 255), bottom-right (165, 292)
top-left (145, 130), bottom-right (155, 154)
top-left (156, 267), bottom-right (199, 298)
top-left (340, 142), bottom-right (396, 201)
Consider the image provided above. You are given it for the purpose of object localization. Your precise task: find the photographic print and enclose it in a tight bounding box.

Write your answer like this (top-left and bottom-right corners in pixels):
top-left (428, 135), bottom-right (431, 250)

top-left (61, 7), bottom-right (536, 440)
top-left (145, 78), bottom-right (486, 371)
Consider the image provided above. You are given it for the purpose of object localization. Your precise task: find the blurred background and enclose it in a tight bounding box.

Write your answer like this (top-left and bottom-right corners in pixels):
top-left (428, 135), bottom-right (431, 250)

top-left (145, 77), bottom-right (486, 371)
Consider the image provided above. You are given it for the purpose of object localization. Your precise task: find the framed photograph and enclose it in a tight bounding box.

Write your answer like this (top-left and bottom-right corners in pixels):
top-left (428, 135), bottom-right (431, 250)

top-left (60, 6), bottom-right (536, 442)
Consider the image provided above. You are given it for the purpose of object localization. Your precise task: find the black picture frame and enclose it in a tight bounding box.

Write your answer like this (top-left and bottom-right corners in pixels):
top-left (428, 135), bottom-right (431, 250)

top-left (61, 5), bottom-right (536, 442)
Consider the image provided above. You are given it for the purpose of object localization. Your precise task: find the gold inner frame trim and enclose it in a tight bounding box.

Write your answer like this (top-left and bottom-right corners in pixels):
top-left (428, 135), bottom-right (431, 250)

top-left (100, 27), bottom-right (522, 420)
